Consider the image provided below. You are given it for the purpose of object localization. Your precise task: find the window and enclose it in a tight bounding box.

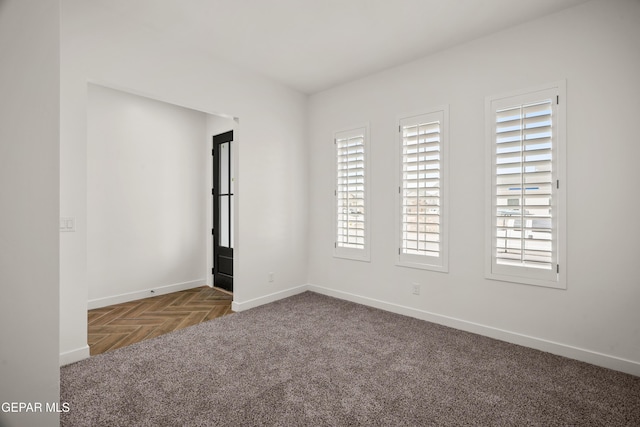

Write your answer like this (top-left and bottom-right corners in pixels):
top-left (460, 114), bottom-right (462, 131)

top-left (334, 125), bottom-right (370, 261)
top-left (397, 108), bottom-right (448, 272)
top-left (486, 82), bottom-right (566, 288)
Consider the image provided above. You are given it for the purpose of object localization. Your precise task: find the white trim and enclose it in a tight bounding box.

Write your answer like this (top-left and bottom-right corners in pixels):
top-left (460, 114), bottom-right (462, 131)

top-left (87, 280), bottom-right (205, 309)
top-left (60, 345), bottom-right (90, 366)
top-left (307, 284), bottom-right (640, 377)
top-left (231, 284), bottom-right (308, 312)
top-left (396, 106), bottom-right (449, 273)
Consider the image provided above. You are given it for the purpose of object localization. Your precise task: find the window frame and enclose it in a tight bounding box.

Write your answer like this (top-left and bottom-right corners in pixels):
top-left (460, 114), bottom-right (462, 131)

top-left (396, 107), bottom-right (449, 272)
top-left (485, 81), bottom-right (567, 289)
top-left (333, 124), bottom-right (371, 262)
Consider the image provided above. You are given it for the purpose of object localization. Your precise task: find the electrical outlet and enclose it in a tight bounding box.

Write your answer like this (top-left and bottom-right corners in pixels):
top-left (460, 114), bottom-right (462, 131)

top-left (411, 283), bottom-right (420, 295)
top-left (268, 272), bottom-right (274, 283)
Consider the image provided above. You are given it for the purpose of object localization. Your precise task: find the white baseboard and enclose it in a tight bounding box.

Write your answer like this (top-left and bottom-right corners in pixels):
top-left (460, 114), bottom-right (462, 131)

top-left (59, 345), bottom-right (90, 367)
top-left (232, 284), bottom-right (308, 312)
top-left (87, 280), bottom-right (205, 310)
top-left (308, 284), bottom-right (640, 377)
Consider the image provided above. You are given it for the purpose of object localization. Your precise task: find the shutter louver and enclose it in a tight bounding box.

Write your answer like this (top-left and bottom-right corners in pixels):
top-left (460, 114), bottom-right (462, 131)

top-left (336, 131), bottom-right (365, 250)
top-left (494, 100), bottom-right (554, 270)
top-left (401, 117), bottom-right (441, 258)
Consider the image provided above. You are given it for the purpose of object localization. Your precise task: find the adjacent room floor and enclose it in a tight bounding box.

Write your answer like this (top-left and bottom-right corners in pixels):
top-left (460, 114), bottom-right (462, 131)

top-left (88, 286), bottom-right (233, 356)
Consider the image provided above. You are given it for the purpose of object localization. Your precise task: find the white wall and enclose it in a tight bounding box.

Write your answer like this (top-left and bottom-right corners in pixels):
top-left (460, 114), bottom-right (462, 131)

top-left (308, 0), bottom-right (640, 375)
top-left (0, 1), bottom-right (60, 426)
top-left (87, 84), bottom-right (208, 307)
top-left (60, 0), bottom-right (308, 363)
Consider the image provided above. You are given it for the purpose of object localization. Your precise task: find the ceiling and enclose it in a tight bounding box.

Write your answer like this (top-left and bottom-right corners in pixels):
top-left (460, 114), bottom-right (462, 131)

top-left (90, 0), bottom-right (589, 94)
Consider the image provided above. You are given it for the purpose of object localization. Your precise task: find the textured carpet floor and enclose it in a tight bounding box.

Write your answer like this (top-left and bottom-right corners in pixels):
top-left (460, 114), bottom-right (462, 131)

top-left (61, 292), bottom-right (640, 426)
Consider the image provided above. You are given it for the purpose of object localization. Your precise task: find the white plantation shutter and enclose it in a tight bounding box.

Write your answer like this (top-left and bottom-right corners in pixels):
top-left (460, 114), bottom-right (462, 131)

top-left (398, 109), bottom-right (448, 271)
top-left (487, 83), bottom-right (566, 288)
top-left (335, 126), bottom-right (370, 261)
top-left (495, 101), bottom-right (553, 268)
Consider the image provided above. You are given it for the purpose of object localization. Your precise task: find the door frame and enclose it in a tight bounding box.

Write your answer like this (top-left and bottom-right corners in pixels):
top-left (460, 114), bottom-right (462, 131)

top-left (207, 126), bottom-right (237, 293)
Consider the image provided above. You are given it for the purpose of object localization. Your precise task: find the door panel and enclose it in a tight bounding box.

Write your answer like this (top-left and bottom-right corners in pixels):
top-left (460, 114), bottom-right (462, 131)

top-left (213, 131), bottom-right (234, 292)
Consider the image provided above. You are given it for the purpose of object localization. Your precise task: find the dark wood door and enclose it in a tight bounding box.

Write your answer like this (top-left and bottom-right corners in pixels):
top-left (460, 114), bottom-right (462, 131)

top-left (212, 131), bottom-right (234, 292)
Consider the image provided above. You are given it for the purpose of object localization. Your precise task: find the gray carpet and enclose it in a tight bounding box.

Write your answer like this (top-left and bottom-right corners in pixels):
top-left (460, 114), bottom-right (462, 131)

top-left (61, 291), bottom-right (640, 426)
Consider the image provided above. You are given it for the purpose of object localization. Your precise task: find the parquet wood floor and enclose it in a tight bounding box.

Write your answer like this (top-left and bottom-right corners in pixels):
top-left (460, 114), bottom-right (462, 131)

top-left (88, 286), bottom-right (233, 356)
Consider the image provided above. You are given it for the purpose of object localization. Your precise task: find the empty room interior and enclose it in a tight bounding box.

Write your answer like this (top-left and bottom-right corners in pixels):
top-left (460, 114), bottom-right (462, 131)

top-left (2, 0), bottom-right (640, 425)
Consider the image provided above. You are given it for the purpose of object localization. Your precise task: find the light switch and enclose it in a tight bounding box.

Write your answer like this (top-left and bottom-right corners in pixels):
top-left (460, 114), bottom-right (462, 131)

top-left (60, 217), bottom-right (76, 232)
